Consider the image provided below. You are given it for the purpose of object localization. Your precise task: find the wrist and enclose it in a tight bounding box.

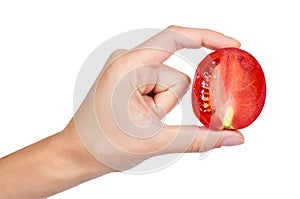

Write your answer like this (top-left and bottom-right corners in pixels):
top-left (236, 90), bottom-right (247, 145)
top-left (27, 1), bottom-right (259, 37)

top-left (37, 119), bottom-right (113, 197)
top-left (0, 119), bottom-right (113, 199)
top-left (60, 119), bottom-right (113, 178)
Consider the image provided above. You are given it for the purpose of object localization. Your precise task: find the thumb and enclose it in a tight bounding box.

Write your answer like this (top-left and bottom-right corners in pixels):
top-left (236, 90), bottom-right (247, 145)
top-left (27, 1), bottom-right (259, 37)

top-left (157, 125), bottom-right (244, 154)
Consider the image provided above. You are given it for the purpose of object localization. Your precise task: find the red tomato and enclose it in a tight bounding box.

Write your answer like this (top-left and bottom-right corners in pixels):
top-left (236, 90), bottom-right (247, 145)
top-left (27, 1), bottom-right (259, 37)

top-left (192, 48), bottom-right (266, 130)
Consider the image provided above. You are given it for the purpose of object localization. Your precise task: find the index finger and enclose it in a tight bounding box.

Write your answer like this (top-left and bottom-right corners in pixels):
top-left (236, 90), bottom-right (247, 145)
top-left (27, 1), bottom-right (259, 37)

top-left (132, 25), bottom-right (241, 64)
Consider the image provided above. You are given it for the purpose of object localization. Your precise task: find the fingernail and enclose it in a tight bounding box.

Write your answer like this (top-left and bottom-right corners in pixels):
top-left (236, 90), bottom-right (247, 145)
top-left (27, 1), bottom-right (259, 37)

top-left (222, 137), bottom-right (244, 146)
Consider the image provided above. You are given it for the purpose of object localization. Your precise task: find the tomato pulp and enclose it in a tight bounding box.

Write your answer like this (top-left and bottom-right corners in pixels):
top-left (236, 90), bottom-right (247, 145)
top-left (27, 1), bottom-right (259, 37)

top-left (192, 48), bottom-right (266, 130)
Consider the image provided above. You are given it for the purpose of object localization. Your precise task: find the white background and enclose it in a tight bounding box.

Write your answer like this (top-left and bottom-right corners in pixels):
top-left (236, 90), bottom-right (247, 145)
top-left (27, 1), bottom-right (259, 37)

top-left (1, 0), bottom-right (299, 198)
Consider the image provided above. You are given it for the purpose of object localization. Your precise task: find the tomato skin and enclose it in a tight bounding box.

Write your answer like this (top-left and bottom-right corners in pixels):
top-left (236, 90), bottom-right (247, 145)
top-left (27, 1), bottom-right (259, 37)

top-left (192, 48), bottom-right (266, 130)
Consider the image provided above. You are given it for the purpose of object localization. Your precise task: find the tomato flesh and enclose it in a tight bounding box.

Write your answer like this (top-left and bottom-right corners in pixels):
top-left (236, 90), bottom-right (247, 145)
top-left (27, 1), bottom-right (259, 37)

top-left (192, 48), bottom-right (266, 130)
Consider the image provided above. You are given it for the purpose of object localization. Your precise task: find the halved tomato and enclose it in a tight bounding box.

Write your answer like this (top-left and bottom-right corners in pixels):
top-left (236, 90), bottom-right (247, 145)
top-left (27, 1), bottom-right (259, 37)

top-left (192, 48), bottom-right (266, 130)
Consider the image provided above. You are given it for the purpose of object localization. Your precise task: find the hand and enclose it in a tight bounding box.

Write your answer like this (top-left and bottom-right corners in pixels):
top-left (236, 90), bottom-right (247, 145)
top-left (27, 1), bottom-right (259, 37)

top-left (73, 25), bottom-right (244, 172)
top-left (0, 26), bottom-right (244, 198)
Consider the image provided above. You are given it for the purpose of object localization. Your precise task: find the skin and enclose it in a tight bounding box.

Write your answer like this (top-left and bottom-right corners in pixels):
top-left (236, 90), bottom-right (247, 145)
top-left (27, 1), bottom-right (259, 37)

top-left (0, 26), bottom-right (244, 199)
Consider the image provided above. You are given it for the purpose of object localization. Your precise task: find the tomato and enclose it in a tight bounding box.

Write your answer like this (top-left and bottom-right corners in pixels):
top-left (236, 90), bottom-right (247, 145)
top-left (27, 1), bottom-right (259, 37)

top-left (192, 48), bottom-right (266, 130)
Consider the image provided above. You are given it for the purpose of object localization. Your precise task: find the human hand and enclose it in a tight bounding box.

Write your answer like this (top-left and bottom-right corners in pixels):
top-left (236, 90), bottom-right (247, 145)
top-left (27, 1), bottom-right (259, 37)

top-left (73, 26), bottom-right (244, 172)
top-left (0, 26), bottom-right (244, 198)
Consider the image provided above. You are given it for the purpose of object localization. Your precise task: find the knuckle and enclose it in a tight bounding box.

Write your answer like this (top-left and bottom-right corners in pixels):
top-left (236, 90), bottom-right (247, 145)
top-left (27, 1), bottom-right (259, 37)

top-left (166, 25), bottom-right (182, 31)
top-left (111, 49), bottom-right (127, 56)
